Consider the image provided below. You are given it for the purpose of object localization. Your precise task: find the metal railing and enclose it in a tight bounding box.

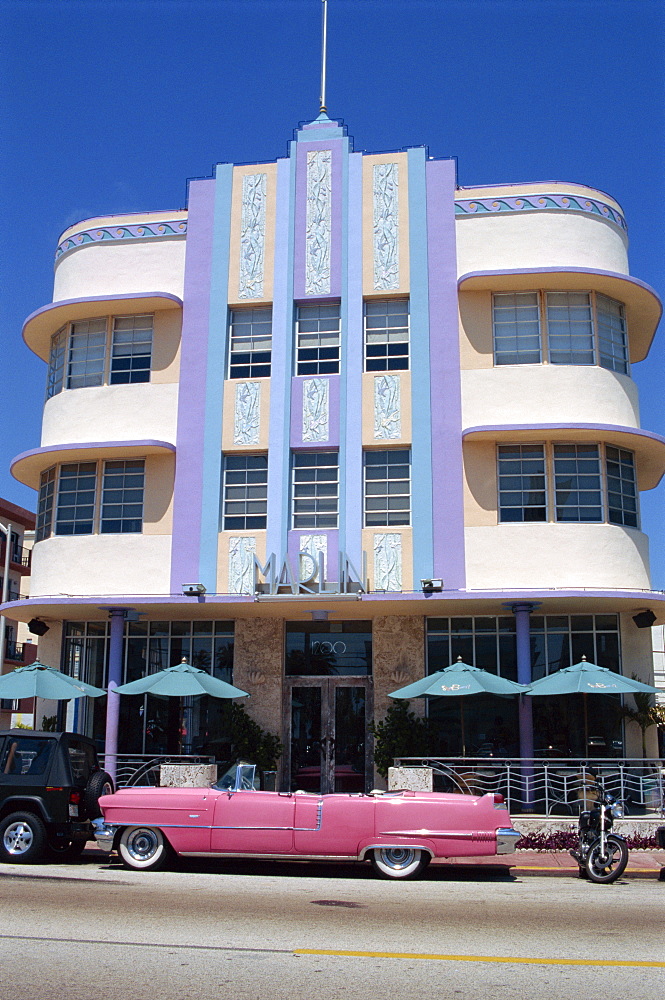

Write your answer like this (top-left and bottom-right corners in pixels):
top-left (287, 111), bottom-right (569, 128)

top-left (4, 640), bottom-right (27, 662)
top-left (99, 753), bottom-right (217, 788)
top-left (393, 756), bottom-right (665, 816)
top-left (0, 541), bottom-right (31, 569)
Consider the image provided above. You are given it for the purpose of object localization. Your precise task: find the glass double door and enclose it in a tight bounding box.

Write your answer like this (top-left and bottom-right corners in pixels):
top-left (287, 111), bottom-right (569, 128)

top-left (286, 677), bottom-right (372, 794)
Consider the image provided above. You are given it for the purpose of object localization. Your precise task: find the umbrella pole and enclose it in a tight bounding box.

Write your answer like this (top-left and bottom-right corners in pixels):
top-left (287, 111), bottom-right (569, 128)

top-left (460, 701), bottom-right (466, 756)
top-left (584, 692), bottom-right (589, 756)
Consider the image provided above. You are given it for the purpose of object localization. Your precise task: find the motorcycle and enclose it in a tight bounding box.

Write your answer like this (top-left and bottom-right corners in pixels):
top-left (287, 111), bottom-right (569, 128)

top-left (570, 773), bottom-right (629, 883)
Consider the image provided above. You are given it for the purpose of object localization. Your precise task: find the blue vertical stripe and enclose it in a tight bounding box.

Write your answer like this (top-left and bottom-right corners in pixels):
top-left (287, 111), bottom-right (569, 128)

top-left (266, 154), bottom-right (296, 558)
top-left (199, 162), bottom-right (233, 588)
top-left (408, 147), bottom-right (434, 580)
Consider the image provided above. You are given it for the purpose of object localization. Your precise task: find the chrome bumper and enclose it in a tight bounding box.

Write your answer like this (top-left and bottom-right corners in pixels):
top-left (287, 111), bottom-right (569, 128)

top-left (496, 827), bottom-right (521, 854)
top-left (92, 818), bottom-right (118, 853)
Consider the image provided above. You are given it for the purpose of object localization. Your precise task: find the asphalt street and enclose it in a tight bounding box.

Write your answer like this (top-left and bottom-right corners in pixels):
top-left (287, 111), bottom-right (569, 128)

top-left (0, 853), bottom-right (663, 1000)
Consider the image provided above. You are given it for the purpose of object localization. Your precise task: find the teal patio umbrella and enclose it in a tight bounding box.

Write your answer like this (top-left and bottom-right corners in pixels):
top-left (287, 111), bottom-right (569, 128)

top-left (0, 660), bottom-right (106, 701)
top-left (115, 659), bottom-right (249, 699)
top-left (389, 657), bottom-right (529, 755)
top-left (526, 656), bottom-right (657, 752)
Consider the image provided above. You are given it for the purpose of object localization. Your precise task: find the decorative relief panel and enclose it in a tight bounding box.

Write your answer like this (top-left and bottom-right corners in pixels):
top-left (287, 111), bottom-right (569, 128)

top-left (233, 382), bottom-right (261, 445)
top-left (305, 150), bottom-right (332, 295)
top-left (229, 536), bottom-right (256, 595)
top-left (373, 162), bottom-right (399, 290)
top-left (299, 534), bottom-right (327, 580)
top-left (238, 173), bottom-right (267, 299)
top-left (302, 378), bottom-right (329, 442)
top-left (374, 374), bottom-right (401, 439)
top-left (374, 533), bottom-right (402, 592)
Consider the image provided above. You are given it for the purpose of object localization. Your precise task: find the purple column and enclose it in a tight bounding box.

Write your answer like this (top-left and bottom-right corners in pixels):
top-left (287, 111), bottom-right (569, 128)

top-left (513, 602), bottom-right (535, 811)
top-left (103, 608), bottom-right (126, 784)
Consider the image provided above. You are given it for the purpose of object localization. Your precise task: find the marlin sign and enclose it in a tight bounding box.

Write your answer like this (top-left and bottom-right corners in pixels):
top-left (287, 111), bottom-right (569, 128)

top-left (254, 550), bottom-right (367, 596)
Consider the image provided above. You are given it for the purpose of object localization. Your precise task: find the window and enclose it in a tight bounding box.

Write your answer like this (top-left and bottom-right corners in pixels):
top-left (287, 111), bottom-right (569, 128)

top-left (364, 449), bottom-right (411, 526)
top-left (36, 467), bottom-right (56, 541)
top-left (492, 291), bottom-right (628, 373)
top-left (56, 462), bottom-right (97, 535)
top-left (222, 455), bottom-right (268, 529)
top-left (110, 316), bottom-right (153, 384)
top-left (101, 460), bottom-right (145, 533)
top-left (364, 299), bottom-right (409, 371)
top-left (285, 621), bottom-right (373, 675)
top-left (37, 461), bottom-right (145, 538)
top-left (292, 452), bottom-right (339, 528)
top-left (296, 303), bottom-right (340, 375)
top-left (46, 315), bottom-right (154, 398)
top-left (228, 308), bottom-right (272, 378)
top-left (497, 445), bottom-right (547, 522)
top-left (605, 446), bottom-right (638, 527)
top-left (497, 443), bottom-right (638, 526)
top-left (553, 444), bottom-right (602, 522)
top-left (546, 293), bottom-right (594, 365)
top-left (493, 293), bottom-right (541, 365)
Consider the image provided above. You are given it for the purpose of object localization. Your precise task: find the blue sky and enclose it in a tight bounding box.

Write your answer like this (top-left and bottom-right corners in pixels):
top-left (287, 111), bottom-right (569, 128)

top-left (1, 0), bottom-right (663, 584)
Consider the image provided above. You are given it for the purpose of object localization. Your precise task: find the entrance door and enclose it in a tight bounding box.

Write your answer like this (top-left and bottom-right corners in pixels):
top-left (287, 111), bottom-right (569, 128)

top-left (286, 677), bottom-right (372, 794)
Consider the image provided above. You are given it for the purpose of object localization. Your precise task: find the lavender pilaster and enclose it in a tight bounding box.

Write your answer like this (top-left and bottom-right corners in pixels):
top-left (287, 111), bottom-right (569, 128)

top-left (103, 608), bottom-right (126, 784)
top-left (513, 602), bottom-right (535, 811)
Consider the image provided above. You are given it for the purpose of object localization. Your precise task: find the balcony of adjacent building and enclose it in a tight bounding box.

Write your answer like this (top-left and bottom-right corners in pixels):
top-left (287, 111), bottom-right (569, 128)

top-left (0, 536), bottom-right (32, 575)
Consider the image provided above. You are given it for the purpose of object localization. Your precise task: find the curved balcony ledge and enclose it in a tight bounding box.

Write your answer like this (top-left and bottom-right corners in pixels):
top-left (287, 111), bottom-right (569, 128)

top-left (458, 268), bottom-right (661, 363)
top-left (11, 439), bottom-right (176, 489)
top-left (462, 423), bottom-right (665, 490)
top-left (23, 292), bottom-right (183, 360)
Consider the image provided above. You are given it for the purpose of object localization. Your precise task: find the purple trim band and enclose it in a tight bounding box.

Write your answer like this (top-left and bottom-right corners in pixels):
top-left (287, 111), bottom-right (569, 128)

top-left (22, 292), bottom-right (183, 340)
top-left (11, 439), bottom-right (175, 473)
top-left (458, 266), bottom-right (661, 307)
top-left (427, 158), bottom-right (465, 588)
top-left (56, 220), bottom-right (187, 262)
top-left (463, 423), bottom-right (665, 447)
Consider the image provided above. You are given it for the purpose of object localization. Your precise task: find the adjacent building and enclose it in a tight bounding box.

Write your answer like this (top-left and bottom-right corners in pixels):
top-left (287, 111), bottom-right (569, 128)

top-left (0, 498), bottom-right (37, 728)
top-left (3, 112), bottom-right (664, 788)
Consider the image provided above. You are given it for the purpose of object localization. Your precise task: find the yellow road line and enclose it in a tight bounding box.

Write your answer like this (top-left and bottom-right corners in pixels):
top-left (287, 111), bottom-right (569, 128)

top-left (294, 948), bottom-right (664, 968)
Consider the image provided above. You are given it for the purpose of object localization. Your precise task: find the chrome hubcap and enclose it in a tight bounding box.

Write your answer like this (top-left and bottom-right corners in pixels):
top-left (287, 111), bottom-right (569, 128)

top-left (380, 848), bottom-right (415, 869)
top-left (4, 822), bottom-right (33, 855)
top-left (127, 829), bottom-right (159, 860)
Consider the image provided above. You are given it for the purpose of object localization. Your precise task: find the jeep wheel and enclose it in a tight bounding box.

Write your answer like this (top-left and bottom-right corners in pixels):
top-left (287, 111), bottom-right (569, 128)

top-left (0, 811), bottom-right (47, 864)
top-left (85, 770), bottom-right (114, 819)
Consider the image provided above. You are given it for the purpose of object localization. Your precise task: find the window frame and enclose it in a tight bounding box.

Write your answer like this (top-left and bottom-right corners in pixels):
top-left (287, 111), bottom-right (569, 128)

top-left (228, 307), bottom-right (273, 380)
top-left (364, 298), bottom-right (410, 372)
top-left (295, 303), bottom-right (341, 376)
top-left (363, 448), bottom-right (411, 527)
top-left (36, 460), bottom-right (146, 538)
top-left (292, 451), bottom-right (339, 529)
top-left (491, 290), bottom-right (629, 374)
top-left (221, 454), bottom-right (269, 530)
top-left (46, 314), bottom-right (154, 399)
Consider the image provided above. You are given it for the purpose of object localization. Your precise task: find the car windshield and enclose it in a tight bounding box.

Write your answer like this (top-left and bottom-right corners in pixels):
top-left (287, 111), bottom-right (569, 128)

top-left (1, 737), bottom-right (54, 776)
top-left (213, 762), bottom-right (258, 791)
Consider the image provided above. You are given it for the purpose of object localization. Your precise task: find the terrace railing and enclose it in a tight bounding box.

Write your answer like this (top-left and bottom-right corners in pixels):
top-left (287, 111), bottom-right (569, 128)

top-left (99, 753), bottom-right (216, 788)
top-left (393, 756), bottom-right (665, 816)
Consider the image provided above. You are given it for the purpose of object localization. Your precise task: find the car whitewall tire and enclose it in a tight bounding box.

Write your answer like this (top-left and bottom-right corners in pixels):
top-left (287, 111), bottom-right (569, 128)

top-left (370, 847), bottom-right (429, 879)
top-left (118, 827), bottom-right (171, 871)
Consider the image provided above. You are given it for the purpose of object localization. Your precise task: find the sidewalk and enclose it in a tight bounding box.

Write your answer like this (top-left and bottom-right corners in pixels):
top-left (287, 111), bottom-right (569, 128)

top-left (440, 849), bottom-right (665, 878)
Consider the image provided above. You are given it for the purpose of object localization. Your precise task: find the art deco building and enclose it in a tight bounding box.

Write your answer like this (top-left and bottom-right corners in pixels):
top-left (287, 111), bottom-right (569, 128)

top-left (5, 113), bottom-right (664, 788)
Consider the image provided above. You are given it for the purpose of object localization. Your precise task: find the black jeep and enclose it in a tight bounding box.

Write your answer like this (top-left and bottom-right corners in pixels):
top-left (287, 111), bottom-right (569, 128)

top-left (0, 730), bottom-right (113, 863)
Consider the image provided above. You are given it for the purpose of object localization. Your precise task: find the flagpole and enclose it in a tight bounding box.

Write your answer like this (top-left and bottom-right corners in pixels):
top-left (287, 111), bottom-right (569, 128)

top-left (320, 0), bottom-right (328, 113)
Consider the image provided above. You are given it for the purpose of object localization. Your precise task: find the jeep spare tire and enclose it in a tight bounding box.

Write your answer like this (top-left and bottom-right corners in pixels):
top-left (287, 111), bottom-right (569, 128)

top-left (85, 770), bottom-right (114, 818)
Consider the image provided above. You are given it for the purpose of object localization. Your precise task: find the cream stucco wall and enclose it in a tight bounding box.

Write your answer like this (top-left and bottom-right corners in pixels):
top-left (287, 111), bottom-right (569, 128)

top-left (465, 524), bottom-right (651, 591)
top-left (461, 366), bottom-right (640, 430)
top-left (456, 212), bottom-right (629, 277)
top-left (362, 528), bottom-right (413, 592)
top-left (619, 618), bottom-right (659, 757)
top-left (216, 532), bottom-right (267, 594)
top-left (143, 454), bottom-right (175, 535)
top-left (30, 534), bottom-right (172, 597)
top-left (53, 240), bottom-right (186, 301)
top-left (41, 383), bottom-right (179, 448)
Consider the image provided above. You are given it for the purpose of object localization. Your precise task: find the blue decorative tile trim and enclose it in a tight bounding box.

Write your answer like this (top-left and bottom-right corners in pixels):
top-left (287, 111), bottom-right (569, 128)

top-left (55, 219), bottom-right (187, 261)
top-left (455, 194), bottom-right (626, 232)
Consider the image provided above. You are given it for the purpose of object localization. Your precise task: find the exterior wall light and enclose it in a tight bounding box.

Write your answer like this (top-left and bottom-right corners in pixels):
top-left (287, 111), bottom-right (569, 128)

top-left (182, 583), bottom-right (207, 597)
top-left (421, 579), bottom-right (443, 593)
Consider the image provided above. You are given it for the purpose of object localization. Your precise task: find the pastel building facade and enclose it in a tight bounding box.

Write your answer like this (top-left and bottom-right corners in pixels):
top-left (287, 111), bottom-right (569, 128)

top-left (6, 114), bottom-right (665, 787)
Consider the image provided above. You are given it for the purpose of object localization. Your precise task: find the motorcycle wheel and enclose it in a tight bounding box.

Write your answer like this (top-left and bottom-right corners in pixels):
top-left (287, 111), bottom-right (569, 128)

top-left (584, 835), bottom-right (628, 884)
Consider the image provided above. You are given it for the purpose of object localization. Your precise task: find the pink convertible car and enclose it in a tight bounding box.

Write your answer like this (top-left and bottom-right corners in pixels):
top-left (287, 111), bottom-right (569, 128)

top-left (93, 763), bottom-right (520, 879)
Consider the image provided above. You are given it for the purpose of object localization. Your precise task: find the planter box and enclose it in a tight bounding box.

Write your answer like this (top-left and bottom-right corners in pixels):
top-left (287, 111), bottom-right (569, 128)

top-left (159, 763), bottom-right (218, 787)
